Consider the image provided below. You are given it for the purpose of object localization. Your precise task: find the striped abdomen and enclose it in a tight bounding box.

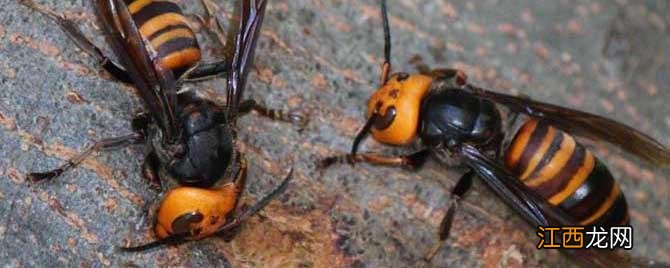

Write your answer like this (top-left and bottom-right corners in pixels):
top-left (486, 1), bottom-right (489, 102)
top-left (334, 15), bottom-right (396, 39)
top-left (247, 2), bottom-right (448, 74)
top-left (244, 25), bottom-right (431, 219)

top-left (504, 119), bottom-right (629, 227)
top-left (126, 0), bottom-right (201, 76)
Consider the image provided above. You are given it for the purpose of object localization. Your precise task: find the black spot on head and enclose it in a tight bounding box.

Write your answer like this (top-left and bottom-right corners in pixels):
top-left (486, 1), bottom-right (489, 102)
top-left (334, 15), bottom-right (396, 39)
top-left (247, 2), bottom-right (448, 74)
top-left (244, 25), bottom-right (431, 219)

top-left (210, 215), bottom-right (220, 225)
top-left (389, 89), bottom-right (400, 98)
top-left (172, 212), bottom-right (204, 234)
top-left (396, 72), bottom-right (410, 81)
top-left (375, 101), bottom-right (383, 112)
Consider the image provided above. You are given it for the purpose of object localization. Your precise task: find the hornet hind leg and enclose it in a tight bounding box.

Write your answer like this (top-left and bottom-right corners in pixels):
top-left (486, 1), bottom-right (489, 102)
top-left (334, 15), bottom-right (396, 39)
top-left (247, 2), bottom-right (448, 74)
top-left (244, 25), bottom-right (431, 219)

top-left (28, 133), bottom-right (144, 182)
top-left (239, 99), bottom-right (309, 131)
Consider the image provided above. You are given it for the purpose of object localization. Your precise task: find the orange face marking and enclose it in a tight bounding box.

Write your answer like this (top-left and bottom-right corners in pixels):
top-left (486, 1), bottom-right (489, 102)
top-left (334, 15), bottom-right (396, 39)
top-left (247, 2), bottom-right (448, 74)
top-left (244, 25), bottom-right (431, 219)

top-left (367, 73), bottom-right (433, 145)
top-left (154, 183), bottom-right (238, 240)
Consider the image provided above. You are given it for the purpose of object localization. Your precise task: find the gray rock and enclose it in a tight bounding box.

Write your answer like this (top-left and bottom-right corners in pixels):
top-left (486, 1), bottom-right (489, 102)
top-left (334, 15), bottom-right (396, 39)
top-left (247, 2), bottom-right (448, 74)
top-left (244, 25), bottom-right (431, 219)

top-left (1, 0), bottom-right (668, 267)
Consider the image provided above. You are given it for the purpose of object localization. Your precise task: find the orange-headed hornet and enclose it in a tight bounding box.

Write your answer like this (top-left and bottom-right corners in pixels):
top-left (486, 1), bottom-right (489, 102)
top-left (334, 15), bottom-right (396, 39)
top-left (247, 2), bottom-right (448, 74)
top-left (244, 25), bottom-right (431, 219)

top-left (320, 0), bottom-right (670, 266)
top-left (21, 0), bottom-right (306, 252)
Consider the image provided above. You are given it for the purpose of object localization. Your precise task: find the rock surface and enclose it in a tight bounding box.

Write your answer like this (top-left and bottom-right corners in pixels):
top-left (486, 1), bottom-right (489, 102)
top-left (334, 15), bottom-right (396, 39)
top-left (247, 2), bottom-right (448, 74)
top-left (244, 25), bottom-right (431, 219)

top-left (1, 0), bottom-right (669, 267)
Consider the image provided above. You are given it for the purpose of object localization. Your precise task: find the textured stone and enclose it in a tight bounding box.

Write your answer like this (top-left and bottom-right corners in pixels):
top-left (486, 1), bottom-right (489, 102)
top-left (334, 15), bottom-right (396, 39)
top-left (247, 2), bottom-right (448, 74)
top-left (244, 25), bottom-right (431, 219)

top-left (1, 0), bottom-right (669, 267)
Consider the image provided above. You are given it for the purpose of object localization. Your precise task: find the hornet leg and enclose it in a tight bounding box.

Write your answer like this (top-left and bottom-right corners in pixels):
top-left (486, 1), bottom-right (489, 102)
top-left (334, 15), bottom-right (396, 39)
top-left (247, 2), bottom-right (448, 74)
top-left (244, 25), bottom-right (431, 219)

top-left (424, 170), bottom-right (475, 262)
top-left (181, 60), bottom-right (227, 82)
top-left (19, 0), bottom-right (132, 83)
top-left (238, 99), bottom-right (309, 130)
top-left (28, 133), bottom-right (144, 182)
top-left (141, 152), bottom-right (163, 192)
top-left (319, 150), bottom-right (431, 170)
top-left (215, 167), bottom-right (293, 235)
top-left (430, 68), bottom-right (468, 87)
top-left (178, 0), bottom-right (232, 83)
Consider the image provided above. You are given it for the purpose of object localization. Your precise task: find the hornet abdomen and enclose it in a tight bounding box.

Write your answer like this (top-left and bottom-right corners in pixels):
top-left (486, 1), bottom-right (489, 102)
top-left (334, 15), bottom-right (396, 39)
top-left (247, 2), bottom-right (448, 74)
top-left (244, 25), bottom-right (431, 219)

top-left (505, 119), bottom-right (629, 226)
top-left (127, 0), bottom-right (201, 76)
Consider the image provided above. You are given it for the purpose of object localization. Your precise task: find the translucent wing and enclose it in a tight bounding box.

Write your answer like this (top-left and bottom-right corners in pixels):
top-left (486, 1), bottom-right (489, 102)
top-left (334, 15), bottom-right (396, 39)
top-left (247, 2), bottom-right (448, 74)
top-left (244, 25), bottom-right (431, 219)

top-left (463, 84), bottom-right (670, 167)
top-left (95, 0), bottom-right (179, 141)
top-left (226, 0), bottom-right (268, 124)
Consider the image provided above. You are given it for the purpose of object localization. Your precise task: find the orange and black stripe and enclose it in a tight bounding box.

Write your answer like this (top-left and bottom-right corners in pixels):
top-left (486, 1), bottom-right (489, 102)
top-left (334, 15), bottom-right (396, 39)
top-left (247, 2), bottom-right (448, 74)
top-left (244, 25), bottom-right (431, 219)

top-left (504, 119), bottom-right (629, 227)
top-left (125, 0), bottom-right (201, 76)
